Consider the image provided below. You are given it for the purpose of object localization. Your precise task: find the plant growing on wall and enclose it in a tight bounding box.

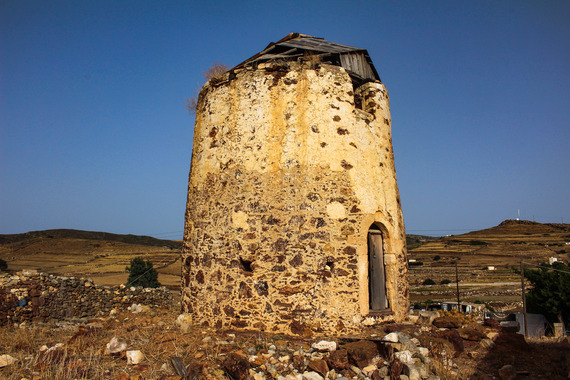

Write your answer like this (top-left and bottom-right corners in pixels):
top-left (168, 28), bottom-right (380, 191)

top-left (186, 62), bottom-right (229, 114)
top-left (126, 257), bottom-right (160, 288)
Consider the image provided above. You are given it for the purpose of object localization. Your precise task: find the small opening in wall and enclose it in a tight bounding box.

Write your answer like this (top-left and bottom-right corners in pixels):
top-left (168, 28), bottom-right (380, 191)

top-left (354, 92), bottom-right (362, 110)
top-left (239, 257), bottom-right (254, 272)
top-left (326, 261), bottom-right (334, 270)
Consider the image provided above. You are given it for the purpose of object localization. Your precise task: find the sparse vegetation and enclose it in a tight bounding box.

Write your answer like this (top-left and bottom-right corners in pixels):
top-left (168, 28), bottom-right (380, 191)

top-left (408, 261), bottom-right (424, 266)
top-left (422, 278), bottom-right (436, 286)
top-left (440, 279), bottom-right (451, 285)
top-left (186, 62), bottom-right (230, 114)
top-left (203, 62), bottom-right (229, 81)
top-left (433, 255), bottom-right (441, 261)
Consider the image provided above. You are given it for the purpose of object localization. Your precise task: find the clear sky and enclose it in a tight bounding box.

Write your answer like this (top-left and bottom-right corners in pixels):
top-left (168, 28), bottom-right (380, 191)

top-left (1, 1), bottom-right (568, 238)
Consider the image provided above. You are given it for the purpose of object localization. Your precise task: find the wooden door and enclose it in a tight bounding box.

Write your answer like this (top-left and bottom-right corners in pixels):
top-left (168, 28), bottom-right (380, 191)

top-left (368, 229), bottom-right (388, 311)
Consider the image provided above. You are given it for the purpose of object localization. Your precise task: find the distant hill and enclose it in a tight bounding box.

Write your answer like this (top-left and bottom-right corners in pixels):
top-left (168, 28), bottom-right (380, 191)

top-left (406, 234), bottom-right (440, 250)
top-left (0, 229), bottom-right (182, 288)
top-left (407, 219), bottom-right (570, 304)
top-left (0, 229), bottom-right (181, 249)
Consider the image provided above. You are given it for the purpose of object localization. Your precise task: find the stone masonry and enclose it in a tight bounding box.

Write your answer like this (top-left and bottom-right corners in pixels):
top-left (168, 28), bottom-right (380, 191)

top-left (182, 37), bottom-right (408, 334)
top-left (0, 272), bottom-right (174, 325)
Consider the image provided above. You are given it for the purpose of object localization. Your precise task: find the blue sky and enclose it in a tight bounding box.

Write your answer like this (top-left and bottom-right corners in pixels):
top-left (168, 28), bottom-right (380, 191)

top-left (1, 1), bottom-right (568, 238)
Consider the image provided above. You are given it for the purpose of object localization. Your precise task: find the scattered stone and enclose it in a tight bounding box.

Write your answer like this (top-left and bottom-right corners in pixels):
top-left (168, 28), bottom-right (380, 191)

top-left (129, 303), bottom-right (150, 314)
top-left (362, 364), bottom-right (377, 376)
top-left (133, 364), bottom-right (150, 371)
top-left (343, 340), bottom-right (379, 368)
top-left (106, 337), bottom-right (127, 355)
top-left (389, 358), bottom-right (403, 379)
top-left (302, 372), bottom-right (323, 380)
top-left (126, 350), bottom-right (144, 365)
top-left (292, 355), bottom-right (307, 372)
top-left (498, 364), bottom-right (516, 380)
top-left (417, 347), bottom-right (429, 357)
top-left (222, 353), bottom-right (252, 380)
top-left (382, 332), bottom-right (399, 343)
top-left (394, 351), bottom-right (414, 365)
top-left (308, 359), bottom-right (329, 377)
top-left (311, 341), bottom-right (337, 352)
top-left (38, 343), bottom-right (65, 364)
top-left (170, 357), bottom-right (187, 378)
top-left (403, 363), bottom-right (421, 380)
top-left (349, 365), bottom-right (361, 375)
top-left (457, 327), bottom-right (486, 341)
top-left (326, 348), bottom-right (349, 370)
top-left (432, 316), bottom-right (461, 329)
top-left (176, 313), bottom-right (193, 333)
top-left (0, 354), bottom-right (18, 368)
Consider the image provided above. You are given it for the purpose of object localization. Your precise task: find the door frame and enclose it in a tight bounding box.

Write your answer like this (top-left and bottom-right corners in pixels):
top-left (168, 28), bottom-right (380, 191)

top-left (367, 223), bottom-right (390, 312)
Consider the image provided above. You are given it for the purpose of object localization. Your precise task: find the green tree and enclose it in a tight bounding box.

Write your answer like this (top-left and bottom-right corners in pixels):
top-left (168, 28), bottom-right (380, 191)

top-left (126, 257), bottom-right (161, 288)
top-left (524, 261), bottom-right (570, 326)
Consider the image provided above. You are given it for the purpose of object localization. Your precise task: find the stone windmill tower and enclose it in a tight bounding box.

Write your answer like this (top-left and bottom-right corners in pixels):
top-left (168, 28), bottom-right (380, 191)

top-left (182, 33), bottom-right (408, 333)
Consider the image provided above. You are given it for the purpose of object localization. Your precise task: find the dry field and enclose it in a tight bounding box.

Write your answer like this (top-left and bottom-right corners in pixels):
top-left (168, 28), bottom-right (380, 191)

top-left (0, 230), bottom-right (182, 289)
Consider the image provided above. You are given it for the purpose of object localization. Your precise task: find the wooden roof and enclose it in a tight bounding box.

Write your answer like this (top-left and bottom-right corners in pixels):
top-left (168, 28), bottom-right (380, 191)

top-left (232, 33), bottom-right (381, 82)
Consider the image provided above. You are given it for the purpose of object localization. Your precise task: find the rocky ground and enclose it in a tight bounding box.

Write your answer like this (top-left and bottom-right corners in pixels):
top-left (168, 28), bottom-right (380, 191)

top-left (1, 300), bottom-right (569, 380)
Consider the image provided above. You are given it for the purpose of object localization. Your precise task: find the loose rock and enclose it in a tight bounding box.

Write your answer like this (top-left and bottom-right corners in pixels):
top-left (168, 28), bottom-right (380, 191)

top-left (0, 354), bottom-right (17, 368)
top-left (106, 337), bottom-right (127, 354)
top-left (126, 350), bottom-right (144, 365)
top-left (311, 341), bottom-right (337, 352)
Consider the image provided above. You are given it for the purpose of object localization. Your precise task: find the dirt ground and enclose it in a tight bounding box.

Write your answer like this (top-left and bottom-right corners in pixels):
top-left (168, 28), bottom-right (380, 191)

top-left (1, 305), bottom-right (569, 380)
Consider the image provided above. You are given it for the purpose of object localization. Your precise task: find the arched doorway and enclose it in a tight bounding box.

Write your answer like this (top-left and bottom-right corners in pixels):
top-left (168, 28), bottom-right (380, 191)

top-left (368, 224), bottom-right (389, 311)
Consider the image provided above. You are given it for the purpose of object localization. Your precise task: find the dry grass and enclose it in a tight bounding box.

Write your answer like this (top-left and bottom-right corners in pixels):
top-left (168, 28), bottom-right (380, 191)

top-left (0, 307), bottom-right (206, 379)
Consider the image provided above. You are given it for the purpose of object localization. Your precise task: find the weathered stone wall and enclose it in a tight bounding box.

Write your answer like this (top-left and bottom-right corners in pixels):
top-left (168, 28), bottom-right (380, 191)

top-left (182, 61), bottom-right (408, 334)
top-left (0, 272), bottom-right (175, 325)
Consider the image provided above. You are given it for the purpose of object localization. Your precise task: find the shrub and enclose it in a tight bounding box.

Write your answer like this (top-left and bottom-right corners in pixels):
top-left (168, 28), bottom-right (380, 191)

top-left (186, 62), bottom-right (230, 114)
top-left (422, 278), bottom-right (436, 286)
top-left (524, 261), bottom-right (570, 326)
top-left (408, 261), bottom-right (424, 266)
top-left (203, 62), bottom-right (229, 81)
top-left (0, 258), bottom-right (7, 271)
top-left (433, 255), bottom-right (441, 261)
top-left (440, 279), bottom-right (451, 285)
top-left (126, 257), bottom-right (161, 288)
top-left (469, 240), bottom-right (487, 246)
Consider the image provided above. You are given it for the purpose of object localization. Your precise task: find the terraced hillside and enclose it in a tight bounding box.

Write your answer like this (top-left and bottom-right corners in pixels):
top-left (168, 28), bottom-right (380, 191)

top-left (408, 219), bottom-right (570, 306)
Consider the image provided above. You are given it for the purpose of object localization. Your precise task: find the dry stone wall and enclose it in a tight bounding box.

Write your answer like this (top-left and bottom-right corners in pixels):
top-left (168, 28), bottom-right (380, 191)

top-left (183, 61), bottom-right (408, 334)
top-left (0, 272), bottom-right (175, 325)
